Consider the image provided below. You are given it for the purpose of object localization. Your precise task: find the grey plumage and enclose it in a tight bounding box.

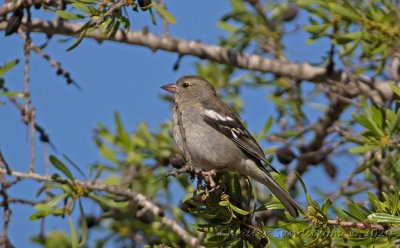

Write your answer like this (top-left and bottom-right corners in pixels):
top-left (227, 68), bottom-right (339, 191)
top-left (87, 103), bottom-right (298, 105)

top-left (162, 75), bottom-right (301, 217)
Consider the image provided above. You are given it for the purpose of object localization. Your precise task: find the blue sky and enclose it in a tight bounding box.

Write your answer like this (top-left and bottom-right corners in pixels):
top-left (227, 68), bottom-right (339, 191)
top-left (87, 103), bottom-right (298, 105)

top-left (0, 0), bottom-right (357, 246)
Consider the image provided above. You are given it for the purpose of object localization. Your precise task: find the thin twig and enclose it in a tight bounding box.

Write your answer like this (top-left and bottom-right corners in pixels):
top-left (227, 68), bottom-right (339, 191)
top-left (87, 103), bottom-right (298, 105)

top-left (0, 152), bottom-right (11, 175)
top-left (19, 33), bottom-right (79, 88)
top-left (165, 164), bottom-right (192, 177)
top-left (44, 145), bottom-right (49, 176)
top-left (0, 163), bottom-right (11, 246)
top-left (0, 197), bottom-right (45, 206)
top-left (95, 0), bottom-right (128, 26)
top-left (0, 0), bottom-right (58, 17)
top-left (29, 107), bottom-right (35, 173)
top-left (8, 97), bottom-right (56, 149)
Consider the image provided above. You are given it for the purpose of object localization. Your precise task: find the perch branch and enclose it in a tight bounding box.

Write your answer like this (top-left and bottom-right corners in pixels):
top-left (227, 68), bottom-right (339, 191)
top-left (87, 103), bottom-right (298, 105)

top-left (0, 19), bottom-right (395, 104)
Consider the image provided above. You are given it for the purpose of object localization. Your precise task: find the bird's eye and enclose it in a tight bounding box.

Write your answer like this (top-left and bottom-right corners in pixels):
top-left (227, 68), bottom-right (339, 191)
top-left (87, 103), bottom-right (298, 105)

top-left (182, 83), bottom-right (189, 88)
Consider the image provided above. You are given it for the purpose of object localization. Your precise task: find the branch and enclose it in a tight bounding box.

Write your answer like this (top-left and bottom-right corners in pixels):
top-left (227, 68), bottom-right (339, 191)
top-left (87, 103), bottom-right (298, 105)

top-left (95, 0), bottom-right (129, 26)
top-left (0, 168), bottom-right (203, 247)
top-left (286, 95), bottom-right (348, 190)
top-left (0, 0), bottom-right (58, 17)
top-left (0, 19), bottom-right (395, 104)
top-left (326, 219), bottom-right (386, 231)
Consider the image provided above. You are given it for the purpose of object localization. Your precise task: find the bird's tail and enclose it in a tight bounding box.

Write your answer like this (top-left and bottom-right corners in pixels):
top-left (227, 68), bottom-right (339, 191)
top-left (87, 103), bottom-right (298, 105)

top-left (251, 170), bottom-right (302, 217)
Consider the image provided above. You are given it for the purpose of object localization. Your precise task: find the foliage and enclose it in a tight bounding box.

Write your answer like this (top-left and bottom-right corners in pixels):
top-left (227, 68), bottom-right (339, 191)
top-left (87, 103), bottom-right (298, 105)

top-left (2, 0), bottom-right (400, 247)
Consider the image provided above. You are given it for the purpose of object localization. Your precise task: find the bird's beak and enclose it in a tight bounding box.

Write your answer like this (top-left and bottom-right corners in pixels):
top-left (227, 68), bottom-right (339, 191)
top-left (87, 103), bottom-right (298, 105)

top-left (161, 83), bottom-right (177, 94)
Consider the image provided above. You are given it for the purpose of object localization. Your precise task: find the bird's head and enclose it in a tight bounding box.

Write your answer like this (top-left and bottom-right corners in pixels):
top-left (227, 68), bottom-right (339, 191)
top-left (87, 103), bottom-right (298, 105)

top-left (161, 76), bottom-right (216, 102)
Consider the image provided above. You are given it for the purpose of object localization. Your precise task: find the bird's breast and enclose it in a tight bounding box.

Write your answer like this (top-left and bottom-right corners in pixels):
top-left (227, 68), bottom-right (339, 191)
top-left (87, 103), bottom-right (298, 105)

top-left (172, 106), bottom-right (243, 171)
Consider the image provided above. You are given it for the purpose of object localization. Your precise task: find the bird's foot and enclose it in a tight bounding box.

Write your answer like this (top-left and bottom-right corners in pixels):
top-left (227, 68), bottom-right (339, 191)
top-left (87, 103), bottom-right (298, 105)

top-left (200, 170), bottom-right (217, 190)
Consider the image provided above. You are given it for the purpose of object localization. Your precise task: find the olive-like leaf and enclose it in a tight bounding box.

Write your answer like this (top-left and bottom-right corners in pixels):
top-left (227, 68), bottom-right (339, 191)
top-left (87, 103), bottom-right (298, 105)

top-left (49, 155), bottom-right (74, 181)
top-left (56, 10), bottom-right (85, 20)
top-left (69, 217), bottom-right (78, 248)
top-left (152, 3), bottom-right (176, 24)
top-left (0, 59), bottom-right (19, 77)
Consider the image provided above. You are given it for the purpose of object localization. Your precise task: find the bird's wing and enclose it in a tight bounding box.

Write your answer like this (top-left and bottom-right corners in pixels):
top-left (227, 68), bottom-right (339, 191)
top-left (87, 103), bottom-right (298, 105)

top-left (201, 99), bottom-right (278, 174)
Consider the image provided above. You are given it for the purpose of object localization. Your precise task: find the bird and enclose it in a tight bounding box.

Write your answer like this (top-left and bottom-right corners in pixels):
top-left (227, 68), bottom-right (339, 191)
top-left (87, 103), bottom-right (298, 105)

top-left (161, 75), bottom-right (301, 217)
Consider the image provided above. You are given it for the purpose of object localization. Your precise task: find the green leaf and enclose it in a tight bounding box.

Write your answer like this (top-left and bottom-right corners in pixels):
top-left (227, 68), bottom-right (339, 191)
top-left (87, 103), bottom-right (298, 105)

top-left (114, 112), bottom-right (131, 149)
top-left (389, 83), bottom-right (400, 97)
top-left (149, 8), bottom-right (157, 25)
top-left (321, 199), bottom-right (332, 214)
top-left (342, 37), bottom-right (361, 56)
top-left (98, 143), bottom-right (117, 163)
top-left (0, 59), bottom-right (19, 77)
top-left (368, 192), bottom-right (383, 212)
top-left (368, 213), bottom-right (400, 223)
top-left (230, 203), bottom-right (250, 215)
top-left (259, 116), bottom-right (273, 141)
top-left (71, 2), bottom-right (92, 14)
top-left (353, 112), bottom-right (385, 137)
top-left (69, 217), bottom-right (78, 248)
top-left (304, 24), bottom-right (330, 35)
top-left (46, 193), bottom-right (69, 207)
top-left (94, 164), bottom-right (103, 180)
top-left (391, 109), bottom-right (400, 135)
top-left (152, 3), bottom-right (176, 24)
top-left (77, 0), bottom-right (95, 3)
top-left (255, 202), bottom-right (284, 212)
top-left (219, 200), bottom-right (230, 207)
top-left (335, 31), bottom-right (362, 44)
top-left (296, 172), bottom-right (308, 194)
top-left (56, 10), bottom-right (85, 20)
top-left (63, 154), bottom-right (87, 180)
top-left (66, 21), bottom-right (90, 51)
top-left (0, 91), bottom-right (26, 98)
top-left (217, 21), bottom-right (237, 32)
top-left (30, 204), bottom-right (65, 220)
top-left (78, 199), bottom-right (88, 246)
top-left (348, 145), bottom-right (377, 154)
top-left (329, 3), bottom-right (359, 20)
top-left (346, 202), bottom-right (369, 221)
top-left (89, 193), bottom-right (129, 210)
top-left (34, 203), bottom-right (56, 212)
top-left (296, 0), bottom-right (327, 7)
top-left (49, 155), bottom-right (74, 181)
top-left (30, 211), bottom-right (50, 220)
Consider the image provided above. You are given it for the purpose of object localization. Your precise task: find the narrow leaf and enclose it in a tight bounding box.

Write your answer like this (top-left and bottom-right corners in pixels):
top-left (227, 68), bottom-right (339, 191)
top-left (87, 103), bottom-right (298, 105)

top-left (329, 3), bottom-right (359, 20)
top-left (49, 155), bottom-right (74, 181)
top-left (348, 145), bottom-right (377, 154)
top-left (56, 10), bottom-right (85, 20)
top-left (0, 59), bottom-right (19, 77)
top-left (66, 22), bottom-right (90, 51)
top-left (46, 193), bottom-right (69, 207)
top-left (0, 91), bottom-right (26, 98)
top-left (69, 217), bottom-right (78, 248)
top-left (78, 199), bottom-right (88, 246)
top-left (230, 203), bottom-right (250, 215)
top-left (71, 2), bottom-right (92, 14)
top-left (152, 3), bottom-right (176, 24)
top-left (389, 83), bottom-right (400, 97)
top-left (304, 24), bottom-right (330, 35)
top-left (63, 154), bottom-right (87, 179)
